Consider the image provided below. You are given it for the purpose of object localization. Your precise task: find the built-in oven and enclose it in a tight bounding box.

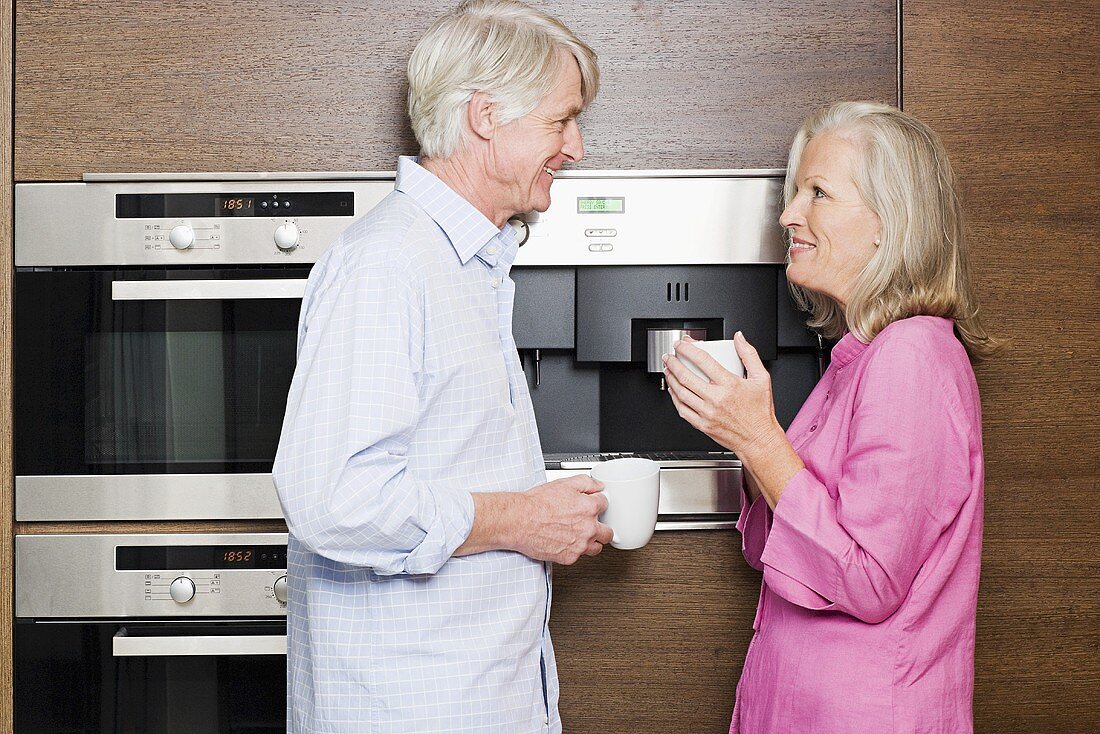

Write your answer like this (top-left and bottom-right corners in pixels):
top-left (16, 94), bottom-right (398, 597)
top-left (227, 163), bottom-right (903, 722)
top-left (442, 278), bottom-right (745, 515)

top-left (15, 532), bottom-right (289, 733)
top-left (14, 175), bottom-right (395, 521)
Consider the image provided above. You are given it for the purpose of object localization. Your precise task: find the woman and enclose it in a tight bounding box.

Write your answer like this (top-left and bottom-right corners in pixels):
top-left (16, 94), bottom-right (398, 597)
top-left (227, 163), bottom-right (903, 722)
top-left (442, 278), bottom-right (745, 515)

top-left (663, 101), bottom-right (998, 733)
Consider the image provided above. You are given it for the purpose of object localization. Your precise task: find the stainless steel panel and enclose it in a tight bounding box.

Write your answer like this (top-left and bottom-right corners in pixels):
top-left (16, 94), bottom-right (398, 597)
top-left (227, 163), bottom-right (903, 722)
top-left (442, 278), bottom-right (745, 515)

top-left (15, 474), bottom-right (284, 521)
top-left (111, 278), bottom-right (308, 301)
top-left (514, 174), bottom-right (786, 266)
top-left (545, 466), bottom-right (742, 516)
top-left (16, 170), bottom-right (786, 267)
top-left (113, 630), bottom-right (287, 657)
top-left (15, 533), bottom-right (288, 619)
top-left (15, 179), bottom-right (395, 267)
top-left (654, 519), bottom-right (739, 531)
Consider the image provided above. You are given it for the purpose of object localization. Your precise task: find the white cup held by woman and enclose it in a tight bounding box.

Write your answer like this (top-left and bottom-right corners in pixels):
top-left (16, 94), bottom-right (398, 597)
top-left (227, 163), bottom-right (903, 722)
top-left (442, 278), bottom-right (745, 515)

top-left (679, 339), bottom-right (745, 381)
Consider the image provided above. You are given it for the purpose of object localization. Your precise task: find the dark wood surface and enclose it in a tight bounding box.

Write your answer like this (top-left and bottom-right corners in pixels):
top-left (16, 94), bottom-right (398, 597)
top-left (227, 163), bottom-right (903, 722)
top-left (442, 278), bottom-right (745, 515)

top-left (551, 531), bottom-right (756, 733)
top-left (904, 2), bottom-right (1100, 732)
top-left (14, 0), bottom-right (897, 180)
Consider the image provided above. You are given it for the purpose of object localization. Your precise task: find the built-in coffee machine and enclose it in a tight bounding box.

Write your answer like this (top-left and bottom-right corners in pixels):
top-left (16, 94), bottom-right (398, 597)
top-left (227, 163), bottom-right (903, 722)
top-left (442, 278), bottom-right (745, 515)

top-left (510, 170), bottom-right (821, 524)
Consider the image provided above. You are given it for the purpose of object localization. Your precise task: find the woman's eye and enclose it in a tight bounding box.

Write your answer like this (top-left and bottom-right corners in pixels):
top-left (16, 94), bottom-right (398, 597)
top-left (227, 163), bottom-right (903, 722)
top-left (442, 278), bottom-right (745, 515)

top-left (812, 186), bottom-right (826, 199)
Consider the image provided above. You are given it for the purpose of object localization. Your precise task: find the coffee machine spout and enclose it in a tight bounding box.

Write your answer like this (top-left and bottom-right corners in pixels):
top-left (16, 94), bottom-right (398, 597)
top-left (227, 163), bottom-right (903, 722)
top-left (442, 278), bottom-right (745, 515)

top-left (646, 328), bottom-right (706, 380)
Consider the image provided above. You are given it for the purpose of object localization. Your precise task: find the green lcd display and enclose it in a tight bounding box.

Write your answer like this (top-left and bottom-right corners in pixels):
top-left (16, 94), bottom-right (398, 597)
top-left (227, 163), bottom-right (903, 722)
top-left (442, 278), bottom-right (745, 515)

top-left (577, 196), bottom-right (625, 214)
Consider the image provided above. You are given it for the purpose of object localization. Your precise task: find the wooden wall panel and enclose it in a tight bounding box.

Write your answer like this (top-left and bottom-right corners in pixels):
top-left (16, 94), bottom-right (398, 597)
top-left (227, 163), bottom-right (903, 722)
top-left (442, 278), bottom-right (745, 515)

top-left (14, 0), bottom-right (897, 179)
top-left (903, 2), bottom-right (1100, 732)
top-left (551, 532), bottom-right (755, 733)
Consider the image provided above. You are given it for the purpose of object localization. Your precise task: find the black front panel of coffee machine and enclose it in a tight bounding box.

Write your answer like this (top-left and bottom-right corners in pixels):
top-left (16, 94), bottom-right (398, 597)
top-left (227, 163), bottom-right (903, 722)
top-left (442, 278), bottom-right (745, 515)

top-left (512, 265), bottom-right (822, 455)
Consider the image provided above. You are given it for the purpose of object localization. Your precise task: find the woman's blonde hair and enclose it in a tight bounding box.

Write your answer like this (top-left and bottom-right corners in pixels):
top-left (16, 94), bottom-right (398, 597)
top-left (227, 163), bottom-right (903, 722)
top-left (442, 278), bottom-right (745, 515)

top-left (784, 101), bottom-right (1000, 362)
top-left (407, 0), bottom-right (599, 159)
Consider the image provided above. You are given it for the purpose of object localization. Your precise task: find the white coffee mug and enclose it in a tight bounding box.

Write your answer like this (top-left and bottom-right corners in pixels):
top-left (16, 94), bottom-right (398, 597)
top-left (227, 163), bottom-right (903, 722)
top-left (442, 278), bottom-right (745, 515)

top-left (679, 339), bottom-right (745, 381)
top-left (591, 457), bottom-right (661, 550)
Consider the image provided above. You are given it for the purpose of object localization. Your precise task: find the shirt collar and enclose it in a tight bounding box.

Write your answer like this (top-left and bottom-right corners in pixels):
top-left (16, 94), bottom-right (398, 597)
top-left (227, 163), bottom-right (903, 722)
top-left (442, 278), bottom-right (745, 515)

top-left (394, 156), bottom-right (514, 266)
top-left (829, 330), bottom-right (871, 369)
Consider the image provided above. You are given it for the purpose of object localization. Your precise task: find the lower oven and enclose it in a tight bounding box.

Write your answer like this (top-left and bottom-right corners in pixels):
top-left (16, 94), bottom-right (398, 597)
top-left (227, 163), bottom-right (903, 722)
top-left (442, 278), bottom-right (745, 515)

top-left (15, 533), bottom-right (289, 733)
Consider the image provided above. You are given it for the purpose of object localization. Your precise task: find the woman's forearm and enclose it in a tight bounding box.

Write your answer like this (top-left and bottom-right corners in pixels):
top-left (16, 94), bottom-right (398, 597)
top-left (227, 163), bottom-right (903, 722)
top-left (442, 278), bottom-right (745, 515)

top-left (739, 424), bottom-right (805, 509)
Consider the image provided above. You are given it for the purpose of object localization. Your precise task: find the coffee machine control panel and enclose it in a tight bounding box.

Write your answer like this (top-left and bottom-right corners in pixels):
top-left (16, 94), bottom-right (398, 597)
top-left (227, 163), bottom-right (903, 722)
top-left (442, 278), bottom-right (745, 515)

top-left (513, 171), bottom-right (787, 266)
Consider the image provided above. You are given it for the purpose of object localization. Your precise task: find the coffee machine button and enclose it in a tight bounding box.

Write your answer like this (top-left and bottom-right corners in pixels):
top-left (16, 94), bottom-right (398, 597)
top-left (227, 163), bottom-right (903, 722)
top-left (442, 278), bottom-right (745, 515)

top-left (507, 218), bottom-right (530, 246)
top-left (585, 228), bottom-right (617, 238)
top-left (588, 243), bottom-right (613, 252)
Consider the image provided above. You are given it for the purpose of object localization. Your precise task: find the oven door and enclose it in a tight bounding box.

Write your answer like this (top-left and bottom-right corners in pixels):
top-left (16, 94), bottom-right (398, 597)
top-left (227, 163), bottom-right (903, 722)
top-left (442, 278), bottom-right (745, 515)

top-left (16, 620), bottom-right (287, 733)
top-left (15, 267), bottom-right (309, 520)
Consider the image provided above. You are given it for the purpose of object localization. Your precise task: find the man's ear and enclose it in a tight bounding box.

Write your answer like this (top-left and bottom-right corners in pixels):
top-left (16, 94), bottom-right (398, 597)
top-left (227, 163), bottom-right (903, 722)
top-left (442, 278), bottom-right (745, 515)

top-left (466, 91), bottom-right (496, 141)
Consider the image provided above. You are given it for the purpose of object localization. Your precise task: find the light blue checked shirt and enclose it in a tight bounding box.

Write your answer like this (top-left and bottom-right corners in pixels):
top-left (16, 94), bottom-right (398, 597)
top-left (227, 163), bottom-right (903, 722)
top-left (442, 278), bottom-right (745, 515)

top-left (274, 157), bottom-right (557, 733)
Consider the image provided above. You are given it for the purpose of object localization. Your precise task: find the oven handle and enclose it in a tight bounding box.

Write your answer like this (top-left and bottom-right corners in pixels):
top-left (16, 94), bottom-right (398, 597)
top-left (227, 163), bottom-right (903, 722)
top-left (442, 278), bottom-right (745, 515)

top-left (111, 278), bottom-right (308, 301)
top-left (112, 628), bottom-right (287, 657)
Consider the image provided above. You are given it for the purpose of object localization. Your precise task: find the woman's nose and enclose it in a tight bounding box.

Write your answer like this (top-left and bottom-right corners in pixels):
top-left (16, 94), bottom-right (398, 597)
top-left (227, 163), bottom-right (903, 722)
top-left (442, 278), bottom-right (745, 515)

top-left (779, 197), bottom-right (804, 229)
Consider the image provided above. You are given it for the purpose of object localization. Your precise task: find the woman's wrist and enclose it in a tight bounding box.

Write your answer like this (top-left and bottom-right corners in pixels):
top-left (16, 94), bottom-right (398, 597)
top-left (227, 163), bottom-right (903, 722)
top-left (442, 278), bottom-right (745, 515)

top-left (738, 423), bottom-right (804, 508)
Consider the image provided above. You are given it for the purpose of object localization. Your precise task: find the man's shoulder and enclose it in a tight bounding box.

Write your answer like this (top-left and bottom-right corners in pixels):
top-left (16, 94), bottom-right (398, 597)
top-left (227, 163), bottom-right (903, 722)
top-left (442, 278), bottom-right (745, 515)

top-left (333, 191), bottom-right (445, 269)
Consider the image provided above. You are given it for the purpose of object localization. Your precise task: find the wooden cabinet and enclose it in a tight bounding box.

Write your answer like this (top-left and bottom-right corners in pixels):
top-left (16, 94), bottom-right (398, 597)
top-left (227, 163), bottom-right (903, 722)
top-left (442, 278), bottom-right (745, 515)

top-left (15, 0), bottom-right (897, 179)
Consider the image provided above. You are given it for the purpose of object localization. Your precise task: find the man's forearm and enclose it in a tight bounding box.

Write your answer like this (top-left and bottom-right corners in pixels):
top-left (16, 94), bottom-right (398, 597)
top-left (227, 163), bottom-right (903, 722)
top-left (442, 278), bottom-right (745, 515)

top-left (453, 492), bottom-right (525, 556)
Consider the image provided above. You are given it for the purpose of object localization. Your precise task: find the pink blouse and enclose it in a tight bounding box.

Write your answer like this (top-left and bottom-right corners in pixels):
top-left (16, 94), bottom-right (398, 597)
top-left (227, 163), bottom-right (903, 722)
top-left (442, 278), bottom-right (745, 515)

top-left (731, 316), bottom-right (984, 734)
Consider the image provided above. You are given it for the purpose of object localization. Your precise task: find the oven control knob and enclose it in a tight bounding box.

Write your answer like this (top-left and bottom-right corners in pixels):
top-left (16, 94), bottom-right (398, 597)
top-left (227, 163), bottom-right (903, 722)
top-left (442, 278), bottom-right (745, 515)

top-left (169, 576), bottom-right (196, 604)
top-left (274, 222), bottom-right (300, 251)
top-left (273, 575), bottom-right (288, 604)
top-left (169, 224), bottom-right (195, 250)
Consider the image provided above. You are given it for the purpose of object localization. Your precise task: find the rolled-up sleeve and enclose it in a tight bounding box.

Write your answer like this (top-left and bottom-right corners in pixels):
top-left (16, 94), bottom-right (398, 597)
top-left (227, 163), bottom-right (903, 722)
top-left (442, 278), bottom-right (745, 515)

top-left (759, 337), bottom-right (975, 623)
top-left (274, 249), bottom-right (474, 576)
top-left (736, 478), bottom-right (772, 571)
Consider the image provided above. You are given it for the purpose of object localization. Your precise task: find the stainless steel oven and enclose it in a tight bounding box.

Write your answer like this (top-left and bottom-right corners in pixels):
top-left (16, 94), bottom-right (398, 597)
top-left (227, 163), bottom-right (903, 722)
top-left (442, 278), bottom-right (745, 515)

top-left (14, 174), bottom-right (395, 521)
top-left (15, 532), bottom-right (289, 733)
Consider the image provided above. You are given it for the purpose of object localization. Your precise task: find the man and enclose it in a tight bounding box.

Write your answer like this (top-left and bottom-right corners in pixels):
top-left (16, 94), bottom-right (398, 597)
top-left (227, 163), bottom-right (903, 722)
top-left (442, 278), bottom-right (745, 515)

top-left (273, 2), bottom-right (611, 732)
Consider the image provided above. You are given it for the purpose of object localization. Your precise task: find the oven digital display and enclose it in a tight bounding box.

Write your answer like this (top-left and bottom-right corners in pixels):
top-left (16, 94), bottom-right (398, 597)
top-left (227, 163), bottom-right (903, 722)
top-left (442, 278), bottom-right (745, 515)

top-left (577, 196), bottom-right (625, 214)
top-left (115, 192), bottom-right (354, 218)
top-left (217, 196), bottom-right (255, 216)
top-left (116, 545), bottom-right (287, 570)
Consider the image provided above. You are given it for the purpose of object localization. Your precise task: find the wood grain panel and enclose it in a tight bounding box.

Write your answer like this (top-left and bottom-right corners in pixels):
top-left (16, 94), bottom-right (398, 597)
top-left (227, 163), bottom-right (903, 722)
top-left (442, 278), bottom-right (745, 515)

top-left (14, 519), bottom-right (288, 535)
top-left (551, 531), bottom-right (753, 733)
top-left (1, 0), bottom-right (13, 727)
top-left (15, 0), bottom-right (897, 180)
top-left (904, 2), bottom-right (1100, 732)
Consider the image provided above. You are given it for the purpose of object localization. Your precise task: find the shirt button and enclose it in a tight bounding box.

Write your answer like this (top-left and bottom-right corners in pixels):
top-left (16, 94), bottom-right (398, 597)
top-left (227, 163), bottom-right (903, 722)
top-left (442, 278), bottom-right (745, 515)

top-left (487, 245), bottom-right (499, 255)
top-left (490, 277), bottom-right (501, 288)
top-left (810, 425), bottom-right (817, 432)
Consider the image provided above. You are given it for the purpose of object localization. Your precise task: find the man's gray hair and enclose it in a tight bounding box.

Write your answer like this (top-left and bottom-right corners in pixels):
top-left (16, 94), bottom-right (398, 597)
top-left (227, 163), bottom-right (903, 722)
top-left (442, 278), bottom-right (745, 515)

top-left (407, 0), bottom-right (599, 159)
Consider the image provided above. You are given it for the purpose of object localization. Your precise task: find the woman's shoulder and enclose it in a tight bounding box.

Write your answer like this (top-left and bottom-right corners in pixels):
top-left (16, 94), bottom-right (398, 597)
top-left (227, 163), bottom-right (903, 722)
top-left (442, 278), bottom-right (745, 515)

top-left (863, 316), bottom-right (980, 412)
top-left (870, 316), bottom-right (969, 363)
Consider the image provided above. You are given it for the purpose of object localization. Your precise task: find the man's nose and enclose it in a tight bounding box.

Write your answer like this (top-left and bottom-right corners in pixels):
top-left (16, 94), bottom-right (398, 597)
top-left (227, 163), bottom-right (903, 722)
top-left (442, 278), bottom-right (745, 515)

top-left (562, 119), bottom-right (584, 162)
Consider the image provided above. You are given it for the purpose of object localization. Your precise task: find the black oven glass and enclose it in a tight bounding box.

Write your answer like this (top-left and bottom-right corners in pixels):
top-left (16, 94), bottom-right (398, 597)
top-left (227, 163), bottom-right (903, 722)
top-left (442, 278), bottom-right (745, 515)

top-left (15, 267), bottom-right (309, 475)
top-left (16, 621), bottom-right (286, 733)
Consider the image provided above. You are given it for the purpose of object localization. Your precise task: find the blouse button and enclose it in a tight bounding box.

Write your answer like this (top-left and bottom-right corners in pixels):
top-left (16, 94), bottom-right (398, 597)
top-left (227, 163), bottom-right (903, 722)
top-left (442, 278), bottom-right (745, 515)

top-left (810, 425), bottom-right (817, 432)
